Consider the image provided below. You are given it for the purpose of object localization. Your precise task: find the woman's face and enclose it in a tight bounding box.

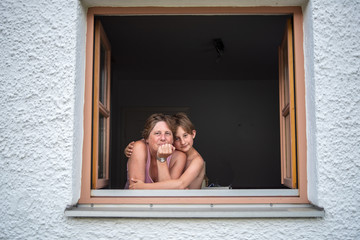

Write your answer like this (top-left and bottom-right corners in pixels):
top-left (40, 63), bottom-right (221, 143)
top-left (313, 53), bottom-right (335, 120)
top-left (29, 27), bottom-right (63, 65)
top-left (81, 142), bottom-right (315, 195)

top-left (146, 121), bottom-right (173, 152)
top-left (174, 126), bottom-right (195, 153)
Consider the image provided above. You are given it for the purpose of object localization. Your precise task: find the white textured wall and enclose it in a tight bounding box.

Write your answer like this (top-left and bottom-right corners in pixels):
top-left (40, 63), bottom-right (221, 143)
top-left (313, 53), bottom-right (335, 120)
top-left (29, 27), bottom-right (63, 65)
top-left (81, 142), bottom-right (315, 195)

top-left (0, 0), bottom-right (86, 237)
top-left (308, 0), bottom-right (360, 227)
top-left (0, 0), bottom-right (359, 239)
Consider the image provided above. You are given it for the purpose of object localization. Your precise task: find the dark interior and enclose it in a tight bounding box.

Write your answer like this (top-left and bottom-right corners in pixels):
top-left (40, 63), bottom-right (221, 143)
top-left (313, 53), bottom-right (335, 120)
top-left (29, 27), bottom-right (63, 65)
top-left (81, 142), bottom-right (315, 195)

top-left (97, 15), bottom-right (290, 189)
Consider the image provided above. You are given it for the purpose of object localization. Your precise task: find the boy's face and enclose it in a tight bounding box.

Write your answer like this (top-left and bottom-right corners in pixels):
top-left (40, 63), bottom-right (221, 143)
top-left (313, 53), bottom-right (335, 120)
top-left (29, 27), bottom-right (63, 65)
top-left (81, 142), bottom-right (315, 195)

top-left (174, 126), bottom-right (195, 153)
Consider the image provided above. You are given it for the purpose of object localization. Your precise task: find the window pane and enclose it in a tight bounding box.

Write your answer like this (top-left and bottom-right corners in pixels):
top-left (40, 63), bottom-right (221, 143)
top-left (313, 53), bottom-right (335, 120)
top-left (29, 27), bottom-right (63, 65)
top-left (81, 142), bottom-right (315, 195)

top-left (98, 114), bottom-right (106, 179)
top-left (285, 114), bottom-right (291, 178)
top-left (283, 43), bottom-right (289, 106)
top-left (99, 43), bottom-right (107, 105)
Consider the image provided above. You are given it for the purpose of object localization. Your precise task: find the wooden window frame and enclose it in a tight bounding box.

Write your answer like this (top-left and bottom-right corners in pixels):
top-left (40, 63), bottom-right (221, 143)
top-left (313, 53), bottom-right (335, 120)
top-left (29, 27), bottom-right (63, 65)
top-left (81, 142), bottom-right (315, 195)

top-left (91, 20), bottom-right (111, 189)
top-left (79, 7), bottom-right (307, 204)
top-left (279, 19), bottom-right (297, 189)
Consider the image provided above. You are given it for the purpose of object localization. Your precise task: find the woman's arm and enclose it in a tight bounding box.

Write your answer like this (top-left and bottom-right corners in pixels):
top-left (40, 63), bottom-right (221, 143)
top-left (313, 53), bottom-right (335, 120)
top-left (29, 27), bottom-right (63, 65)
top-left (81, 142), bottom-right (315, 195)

top-left (127, 140), bottom-right (147, 183)
top-left (125, 141), bottom-right (186, 182)
top-left (157, 149), bottom-right (186, 182)
top-left (130, 156), bottom-right (204, 189)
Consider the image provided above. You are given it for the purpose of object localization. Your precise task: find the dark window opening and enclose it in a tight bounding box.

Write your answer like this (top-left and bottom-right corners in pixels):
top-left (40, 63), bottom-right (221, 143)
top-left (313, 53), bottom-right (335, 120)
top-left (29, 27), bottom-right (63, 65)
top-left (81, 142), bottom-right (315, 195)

top-left (96, 15), bottom-right (290, 189)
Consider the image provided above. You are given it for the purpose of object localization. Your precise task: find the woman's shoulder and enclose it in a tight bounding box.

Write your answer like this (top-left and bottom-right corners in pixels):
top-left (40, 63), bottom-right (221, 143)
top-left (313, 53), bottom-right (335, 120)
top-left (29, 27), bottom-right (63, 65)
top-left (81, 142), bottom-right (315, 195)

top-left (128, 140), bottom-right (148, 161)
top-left (133, 139), bottom-right (147, 150)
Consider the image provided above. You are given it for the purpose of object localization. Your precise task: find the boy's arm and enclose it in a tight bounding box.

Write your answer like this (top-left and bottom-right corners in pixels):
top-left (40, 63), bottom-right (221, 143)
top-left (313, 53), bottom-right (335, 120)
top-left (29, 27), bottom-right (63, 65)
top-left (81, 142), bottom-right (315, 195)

top-left (130, 156), bottom-right (204, 189)
top-left (124, 141), bottom-right (135, 158)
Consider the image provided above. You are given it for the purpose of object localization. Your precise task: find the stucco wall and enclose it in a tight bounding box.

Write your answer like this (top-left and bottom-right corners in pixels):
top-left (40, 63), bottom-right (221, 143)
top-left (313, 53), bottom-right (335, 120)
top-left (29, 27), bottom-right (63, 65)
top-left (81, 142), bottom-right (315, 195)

top-left (0, 0), bottom-right (359, 239)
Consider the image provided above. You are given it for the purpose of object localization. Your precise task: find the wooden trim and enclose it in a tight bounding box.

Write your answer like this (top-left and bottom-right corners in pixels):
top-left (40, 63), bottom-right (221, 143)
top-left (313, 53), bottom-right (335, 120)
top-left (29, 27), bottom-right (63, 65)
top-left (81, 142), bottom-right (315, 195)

top-left (95, 179), bottom-right (108, 189)
top-left (282, 104), bottom-right (290, 116)
top-left (92, 189), bottom-right (299, 197)
top-left (79, 196), bottom-right (308, 204)
top-left (79, 12), bottom-right (94, 203)
top-left (99, 103), bottom-right (110, 117)
top-left (80, 6), bottom-right (307, 204)
top-left (91, 20), bottom-right (111, 189)
top-left (88, 6), bottom-right (302, 15)
top-left (278, 18), bottom-right (298, 189)
top-left (292, 10), bottom-right (307, 201)
top-left (105, 28), bottom-right (111, 187)
top-left (287, 18), bottom-right (297, 189)
top-left (278, 45), bottom-right (285, 185)
top-left (91, 20), bottom-right (100, 189)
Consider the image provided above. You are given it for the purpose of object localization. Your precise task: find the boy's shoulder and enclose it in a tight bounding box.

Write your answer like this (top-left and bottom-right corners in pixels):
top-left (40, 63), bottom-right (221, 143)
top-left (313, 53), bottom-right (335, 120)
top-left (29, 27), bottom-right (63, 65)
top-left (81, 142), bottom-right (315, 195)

top-left (173, 149), bottom-right (186, 158)
top-left (188, 148), bottom-right (204, 163)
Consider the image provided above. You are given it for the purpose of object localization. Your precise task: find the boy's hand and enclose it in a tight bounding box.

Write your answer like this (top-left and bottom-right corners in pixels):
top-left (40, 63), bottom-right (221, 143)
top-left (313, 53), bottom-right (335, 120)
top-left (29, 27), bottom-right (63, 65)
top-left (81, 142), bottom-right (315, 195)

top-left (124, 141), bottom-right (135, 158)
top-left (129, 178), bottom-right (144, 189)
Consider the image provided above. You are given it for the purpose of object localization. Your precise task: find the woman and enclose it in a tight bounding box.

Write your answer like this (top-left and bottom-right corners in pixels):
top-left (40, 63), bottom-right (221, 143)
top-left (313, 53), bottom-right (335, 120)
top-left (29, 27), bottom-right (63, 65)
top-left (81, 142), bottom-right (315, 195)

top-left (124, 113), bottom-right (186, 189)
top-left (127, 113), bottom-right (205, 189)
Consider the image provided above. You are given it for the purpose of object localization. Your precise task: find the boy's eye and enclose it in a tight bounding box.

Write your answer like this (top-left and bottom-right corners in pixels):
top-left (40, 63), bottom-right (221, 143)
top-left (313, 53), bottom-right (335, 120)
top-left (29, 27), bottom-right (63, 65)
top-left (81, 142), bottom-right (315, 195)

top-left (175, 137), bottom-right (180, 141)
top-left (184, 133), bottom-right (188, 137)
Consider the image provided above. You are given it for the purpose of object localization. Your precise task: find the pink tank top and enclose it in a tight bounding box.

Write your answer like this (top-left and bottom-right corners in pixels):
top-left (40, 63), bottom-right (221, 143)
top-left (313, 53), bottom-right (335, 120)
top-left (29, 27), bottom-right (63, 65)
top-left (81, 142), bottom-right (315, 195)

top-left (144, 144), bottom-right (172, 183)
top-left (125, 144), bottom-right (172, 189)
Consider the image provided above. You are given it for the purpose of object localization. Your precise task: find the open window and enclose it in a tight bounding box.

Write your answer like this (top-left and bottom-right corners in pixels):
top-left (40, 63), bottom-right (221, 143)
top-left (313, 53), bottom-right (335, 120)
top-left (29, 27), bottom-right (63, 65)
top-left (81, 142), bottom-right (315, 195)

top-left (81, 7), bottom-right (307, 204)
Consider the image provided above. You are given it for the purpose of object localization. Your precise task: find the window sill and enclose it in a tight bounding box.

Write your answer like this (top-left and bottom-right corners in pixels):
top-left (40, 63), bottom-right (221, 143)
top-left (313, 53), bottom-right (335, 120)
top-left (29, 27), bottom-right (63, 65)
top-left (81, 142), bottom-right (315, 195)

top-left (91, 189), bottom-right (299, 197)
top-left (65, 203), bottom-right (324, 218)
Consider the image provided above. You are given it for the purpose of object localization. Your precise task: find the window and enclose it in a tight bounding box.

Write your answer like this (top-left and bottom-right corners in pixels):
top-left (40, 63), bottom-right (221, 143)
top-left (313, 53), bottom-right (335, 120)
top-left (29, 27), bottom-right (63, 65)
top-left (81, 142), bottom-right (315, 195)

top-left (79, 7), bottom-right (308, 205)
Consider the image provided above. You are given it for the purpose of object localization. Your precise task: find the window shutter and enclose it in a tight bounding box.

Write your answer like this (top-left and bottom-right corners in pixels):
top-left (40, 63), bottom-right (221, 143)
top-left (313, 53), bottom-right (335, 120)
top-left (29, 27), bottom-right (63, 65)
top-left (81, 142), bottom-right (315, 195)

top-left (92, 20), bottom-right (111, 189)
top-left (279, 18), bottom-right (297, 189)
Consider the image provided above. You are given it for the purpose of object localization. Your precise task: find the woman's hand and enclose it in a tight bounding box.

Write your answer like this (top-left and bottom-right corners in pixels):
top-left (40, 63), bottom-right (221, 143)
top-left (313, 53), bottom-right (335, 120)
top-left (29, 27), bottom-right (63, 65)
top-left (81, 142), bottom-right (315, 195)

top-left (124, 141), bottom-right (135, 158)
top-left (157, 143), bottom-right (175, 159)
top-left (129, 178), bottom-right (145, 189)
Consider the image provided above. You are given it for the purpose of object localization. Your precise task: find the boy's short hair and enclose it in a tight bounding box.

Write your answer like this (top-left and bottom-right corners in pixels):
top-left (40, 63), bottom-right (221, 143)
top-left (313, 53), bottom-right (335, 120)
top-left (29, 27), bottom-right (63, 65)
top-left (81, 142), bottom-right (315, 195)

top-left (173, 112), bottom-right (195, 134)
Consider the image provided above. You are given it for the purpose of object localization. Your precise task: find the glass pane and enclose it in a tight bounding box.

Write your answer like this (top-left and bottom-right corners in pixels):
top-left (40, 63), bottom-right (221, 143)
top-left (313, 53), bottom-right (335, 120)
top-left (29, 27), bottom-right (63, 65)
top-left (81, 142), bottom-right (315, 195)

top-left (98, 114), bottom-right (106, 179)
top-left (283, 42), bottom-right (290, 106)
top-left (99, 43), bottom-right (107, 105)
top-left (285, 114), bottom-right (291, 178)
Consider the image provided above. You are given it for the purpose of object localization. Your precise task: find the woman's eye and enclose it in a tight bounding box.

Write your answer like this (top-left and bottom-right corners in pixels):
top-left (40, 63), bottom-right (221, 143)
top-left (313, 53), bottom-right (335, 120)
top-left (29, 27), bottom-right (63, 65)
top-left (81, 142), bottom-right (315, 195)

top-left (155, 132), bottom-right (160, 135)
top-left (165, 132), bottom-right (171, 135)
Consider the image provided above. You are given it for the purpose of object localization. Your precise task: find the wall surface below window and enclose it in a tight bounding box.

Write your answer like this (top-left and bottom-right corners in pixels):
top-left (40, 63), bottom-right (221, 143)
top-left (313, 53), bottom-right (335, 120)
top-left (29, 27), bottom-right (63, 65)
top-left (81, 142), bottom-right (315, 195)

top-left (0, 0), bottom-right (359, 239)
